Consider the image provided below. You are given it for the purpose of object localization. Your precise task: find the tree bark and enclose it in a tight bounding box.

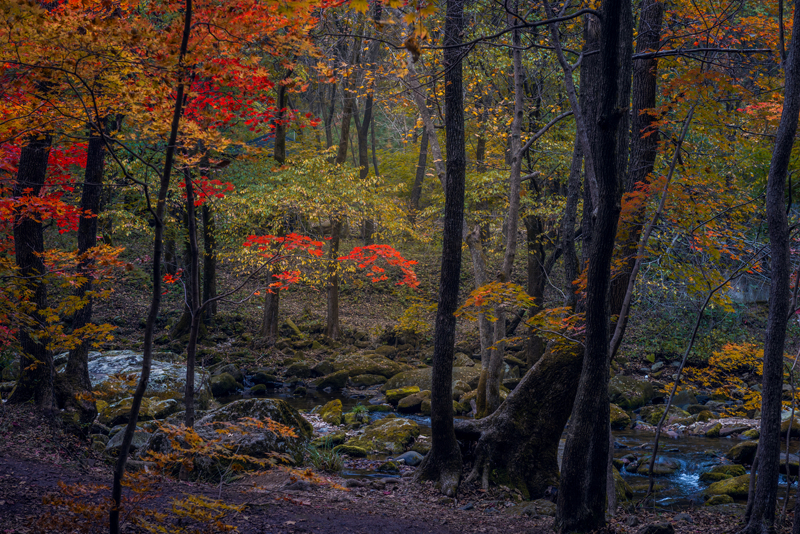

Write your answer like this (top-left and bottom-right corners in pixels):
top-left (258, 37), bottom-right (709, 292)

top-left (8, 135), bottom-right (53, 409)
top-left (409, 127), bottom-right (429, 218)
top-left (458, 343), bottom-right (582, 498)
top-left (556, 0), bottom-right (631, 530)
top-left (744, 2), bottom-right (800, 532)
top-left (413, 0), bottom-right (465, 497)
top-left (201, 204), bottom-right (216, 321)
top-left (183, 168), bottom-right (202, 428)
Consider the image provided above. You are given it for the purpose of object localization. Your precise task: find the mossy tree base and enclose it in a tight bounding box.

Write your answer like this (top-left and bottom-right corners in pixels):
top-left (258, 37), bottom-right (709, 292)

top-left (454, 343), bottom-right (583, 499)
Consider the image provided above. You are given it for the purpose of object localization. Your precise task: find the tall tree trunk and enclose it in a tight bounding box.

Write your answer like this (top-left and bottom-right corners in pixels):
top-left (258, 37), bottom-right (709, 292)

top-left (413, 0), bottom-right (465, 497)
top-left (556, 0), bottom-right (631, 530)
top-left (525, 213), bottom-right (546, 366)
top-left (8, 135), bottom-right (53, 409)
top-left (561, 136), bottom-right (582, 309)
top-left (110, 0), bottom-right (192, 530)
top-left (409, 127), bottom-right (429, 218)
top-left (201, 204), bottom-right (216, 321)
top-left (608, 0), bottom-right (663, 318)
top-left (182, 168), bottom-right (202, 428)
top-left (744, 2), bottom-right (800, 532)
top-left (65, 124), bottom-right (106, 392)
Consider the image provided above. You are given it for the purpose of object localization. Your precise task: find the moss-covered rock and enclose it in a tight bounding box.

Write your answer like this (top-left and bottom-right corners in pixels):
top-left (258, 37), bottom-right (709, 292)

top-left (705, 494), bottom-right (734, 506)
top-left (639, 405), bottom-right (691, 426)
top-left (250, 384), bottom-right (267, 395)
top-left (699, 464), bottom-right (746, 483)
top-left (705, 423), bottom-right (722, 438)
top-left (251, 369), bottom-right (279, 386)
top-left (726, 441), bottom-right (758, 465)
top-left (742, 428), bottom-right (759, 440)
top-left (349, 374), bottom-right (386, 387)
top-left (608, 375), bottom-right (655, 409)
top-left (696, 410), bottom-right (715, 422)
top-left (397, 390), bottom-right (430, 413)
top-left (781, 418), bottom-right (800, 437)
top-left (105, 428), bottom-right (151, 455)
top-left (319, 399), bottom-right (343, 425)
top-left (311, 433), bottom-right (347, 448)
top-left (385, 386), bottom-right (420, 404)
top-left (332, 444), bottom-right (368, 457)
top-left (286, 362), bottom-right (311, 378)
top-left (211, 373), bottom-right (242, 397)
top-left (377, 460), bottom-right (400, 473)
top-left (331, 353), bottom-right (407, 379)
top-left (381, 366), bottom-right (481, 393)
top-left (613, 466), bottom-right (633, 502)
top-left (704, 474), bottom-right (750, 500)
top-left (367, 404), bottom-right (392, 412)
top-left (345, 417), bottom-right (420, 455)
top-left (610, 403), bottom-right (631, 430)
top-left (453, 353), bottom-right (474, 367)
top-left (311, 370), bottom-right (350, 390)
top-left (197, 398), bottom-right (312, 440)
top-left (636, 456), bottom-right (680, 476)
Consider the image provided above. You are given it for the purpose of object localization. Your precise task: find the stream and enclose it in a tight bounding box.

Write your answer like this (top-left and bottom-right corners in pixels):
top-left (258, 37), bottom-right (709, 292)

top-left (223, 385), bottom-right (798, 508)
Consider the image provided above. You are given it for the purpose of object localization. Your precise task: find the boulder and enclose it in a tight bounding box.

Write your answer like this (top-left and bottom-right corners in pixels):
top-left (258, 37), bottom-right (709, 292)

top-left (331, 353), bottom-right (407, 379)
top-left (726, 441), bottom-right (758, 465)
top-left (377, 460), bottom-right (400, 473)
top-left (705, 423), bottom-right (722, 438)
top-left (311, 361), bottom-right (335, 377)
top-left (196, 398), bottom-right (312, 441)
top-left (696, 410), bottom-right (715, 422)
top-left (705, 495), bottom-right (734, 506)
top-left (345, 417), bottom-right (420, 455)
top-left (312, 370), bottom-right (350, 390)
top-left (397, 390), bottom-right (430, 413)
top-left (671, 390), bottom-right (698, 408)
top-left (99, 397), bottom-right (179, 427)
top-left (742, 429), bottom-right (759, 440)
top-left (211, 373), bottom-right (242, 397)
top-left (382, 366), bottom-right (481, 393)
top-left (704, 474), bottom-right (750, 500)
top-left (608, 375), bottom-right (654, 409)
top-left (349, 374), bottom-right (386, 387)
top-left (781, 418), bottom-right (800, 438)
top-left (286, 362), bottom-right (312, 378)
top-left (639, 405), bottom-right (691, 426)
top-left (105, 428), bottom-right (151, 455)
top-left (87, 351), bottom-right (211, 403)
top-left (385, 386), bottom-right (420, 405)
top-left (332, 444), bottom-right (368, 457)
top-left (686, 404), bottom-right (709, 415)
top-left (779, 453), bottom-right (800, 476)
top-left (636, 456), bottom-right (680, 476)
top-left (319, 399), bottom-right (343, 426)
top-left (610, 404), bottom-right (631, 430)
top-left (613, 466), bottom-right (633, 502)
top-left (454, 353), bottom-right (474, 367)
top-left (394, 451), bottom-right (424, 466)
top-left (699, 464), bottom-right (746, 483)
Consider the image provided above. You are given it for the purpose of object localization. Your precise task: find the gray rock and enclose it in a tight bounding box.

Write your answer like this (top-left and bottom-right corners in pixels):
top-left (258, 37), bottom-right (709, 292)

top-left (211, 373), bottom-right (242, 397)
top-left (106, 428), bottom-right (151, 454)
top-left (650, 362), bottom-right (664, 372)
top-left (609, 375), bottom-right (655, 409)
top-left (394, 451), bottom-right (424, 466)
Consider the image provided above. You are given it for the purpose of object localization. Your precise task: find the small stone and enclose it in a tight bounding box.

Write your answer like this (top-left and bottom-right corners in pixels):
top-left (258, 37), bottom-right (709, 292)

top-left (459, 503), bottom-right (474, 511)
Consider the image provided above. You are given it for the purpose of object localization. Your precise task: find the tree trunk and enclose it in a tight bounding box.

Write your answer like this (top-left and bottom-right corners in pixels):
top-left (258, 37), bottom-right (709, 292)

top-left (608, 0), bottom-right (663, 318)
top-left (458, 343), bottom-right (582, 498)
top-left (65, 125), bottom-right (106, 392)
top-left (183, 168), bottom-right (202, 428)
top-left (8, 135), bottom-right (53, 409)
top-left (744, 2), bottom-right (800, 532)
top-left (556, 0), bottom-right (631, 530)
top-left (201, 204), bottom-right (217, 321)
top-left (561, 137), bottom-right (582, 309)
top-left (409, 127), bottom-right (429, 218)
top-left (261, 224), bottom-right (285, 343)
top-left (413, 0), bottom-right (466, 497)
top-left (525, 214), bottom-right (546, 366)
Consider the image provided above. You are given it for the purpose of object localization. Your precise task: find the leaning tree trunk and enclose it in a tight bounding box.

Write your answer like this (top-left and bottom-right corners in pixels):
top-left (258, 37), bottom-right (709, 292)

top-left (413, 0), bottom-right (466, 497)
top-left (8, 135), bottom-right (53, 409)
top-left (457, 343), bottom-right (582, 498)
top-left (743, 2), bottom-right (800, 532)
top-left (556, 0), bottom-right (631, 530)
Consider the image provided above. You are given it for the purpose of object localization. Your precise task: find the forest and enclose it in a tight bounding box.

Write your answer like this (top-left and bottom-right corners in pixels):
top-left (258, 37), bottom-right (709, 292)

top-left (0, 0), bottom-right (799, 532)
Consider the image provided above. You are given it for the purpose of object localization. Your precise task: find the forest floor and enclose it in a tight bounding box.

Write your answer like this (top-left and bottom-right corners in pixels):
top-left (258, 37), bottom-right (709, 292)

top-left (0, 405), bottom-right (763, 534)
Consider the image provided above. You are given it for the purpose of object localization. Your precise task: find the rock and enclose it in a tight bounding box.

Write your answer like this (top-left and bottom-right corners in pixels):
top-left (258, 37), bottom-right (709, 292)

top-left (311, 370), bottom-right (350, 390)
top-left (719, 426), bottom-right (751, 438)
top-left (215, 364), bottom-right (245, 384)
top-left (311, 361), bottom-right (335, 377)
top-left (705, 494), bottom-right (734, 506)
top-left (367, 404), bottom-right (392, 413)
top-left (397, 390), bottom-right (431, 413)
top-left (608, 375), bottom-right (655, 409)
top-left (459, 503), bottom-right (474, 511)
top-left (284, 479), bottom-right (313, 491)
top-left (385, 386), bottom-right (421, 404)
top-left (671, 390), bottom-right (698, 408)
top-left (452, 380), bottom-right (471, 397)
top-left (2, 359), bottom-right (19, 380)
top-left (105, 428), bottom-right (151, 455)
top-left (332, 444), bottom-right (368, 457)
top-left (377, 461), bottom-right (400, 473)
top-left (651, 362), bottom-right (664, 372)
top-left (696, 410), bottom-right (715, 422)
top-left (394, 451), bottom-right (424, 466)
top-left (699, 464), bottom-right (746, 483)
top-left (196, 398), bottom-right (312, 441)
top-left (640, 522), bottom-right (674, 534)
top-left (781, 418), bottom-right (800, 437)
top-left (686, 404), bottom-right (709, 415)
top-left (610, 403), bottom-right (631, 430)
top-left (640, 405), bottom-right (691, 426)
top-left (374, 345), bottom-right (397, 358)
top-left (528, 499), bottom-right (556, 517)
top-left (613, 467), bottom-right (633, 502)
top-left (345, 417), bottom-right (420, 455)
top-left (211, 373), bottom-right (242, 397)
top-left (382, 367), bottom-right (481, 393)
top-left (349, 374), bottom-right (386, 387)
top-left (779, 453), bottom-right (800, 476)
top-left (742, 429), bottom-right (760, 440)
top-left (705, 423), bottom-right (722, 438)
top-left (411, 440), bottom-right (431, 455)
top-left (726, 441), bottom-right (758, 465)
top-left (454, 353), bottom-right (474, 367)
top-left (636, 456), bottom-right (680, 476)
top-left (311, 433), bottom-right (347, 448)
top-left (286, 362), bottom-right (311, 378)
top-left (99, 397), bottom-right (178, 427)
top-left (331, 353), bottom-right (407, 379)
top-left (319, 399), bottom-right (343, 425)
top-left (250, 384), bottom-right (267, 395)
top-left (87, 351), bottom-right (211, 403)
top-left (251, 370), bottom-right (279, 386)
top-left (704, 474), bottom-right (750, 500)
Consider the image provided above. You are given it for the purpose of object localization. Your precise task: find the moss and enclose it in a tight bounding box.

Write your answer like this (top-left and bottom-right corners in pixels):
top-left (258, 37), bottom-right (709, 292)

top-left (698, 463), bottom-right (746, 484)
top-left (608, 375), bottom-right (655, 409)
top-left (319, 399), bottom-right (343, 425)
top-left (211, 373), bottom-right (241, 397)
top-left (726, 441), bottom-right (758, 465)
top-left (345, 417), bottom-right (420, 455)
top-left (366, 404), bottom-right (392, 412)
top-left (705, 495), bottom-right (734, 506)
top-left (377, 460), bottom-right (400, 473)
top-left (613, 467), bottom-right (633, 502)
top-left (610, 403), bottom-right (631, 430)
top-left (742, 429), bottom-right (759, 440)
top-left (332, 444), bottom-right (368, 457)
top-left (705, 423), bottom-right (722, 438)
top-left (696, 410), bottom-right (715, 422)
top-left (704, 474), bottom-right (751, 500)
top-left (640, 405), bottom-right (691, 426)
top-left (311, 370), bottom-right (349, 390)
top-left (312, 433), bottom-right (347, 448)
top-left (397, 390), bottom-right (430, 413)
top-left (349, 374), bottom-right (386, 387)
top-left (385, 386), bottom-right (420, 404)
